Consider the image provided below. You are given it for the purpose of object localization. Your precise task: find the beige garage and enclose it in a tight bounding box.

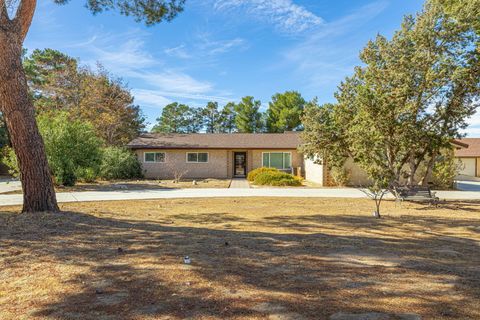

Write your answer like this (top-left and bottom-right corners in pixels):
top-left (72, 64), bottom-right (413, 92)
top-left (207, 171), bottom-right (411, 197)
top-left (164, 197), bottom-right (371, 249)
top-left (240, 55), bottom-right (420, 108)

top-left (455, 138), bottom-right (480, 178)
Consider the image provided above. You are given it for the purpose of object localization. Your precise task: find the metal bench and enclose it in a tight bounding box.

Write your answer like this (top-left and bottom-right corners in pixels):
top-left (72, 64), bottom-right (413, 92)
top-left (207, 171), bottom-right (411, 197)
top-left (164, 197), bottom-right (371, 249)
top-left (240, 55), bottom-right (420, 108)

top-left (394, 186), bottom-right (439, 206)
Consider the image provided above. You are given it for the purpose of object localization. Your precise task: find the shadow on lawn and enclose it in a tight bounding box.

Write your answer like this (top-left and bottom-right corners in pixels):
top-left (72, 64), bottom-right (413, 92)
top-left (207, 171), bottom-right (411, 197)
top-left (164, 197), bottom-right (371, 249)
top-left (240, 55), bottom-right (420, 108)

top-left (1, 208), bottom-right (479, 319)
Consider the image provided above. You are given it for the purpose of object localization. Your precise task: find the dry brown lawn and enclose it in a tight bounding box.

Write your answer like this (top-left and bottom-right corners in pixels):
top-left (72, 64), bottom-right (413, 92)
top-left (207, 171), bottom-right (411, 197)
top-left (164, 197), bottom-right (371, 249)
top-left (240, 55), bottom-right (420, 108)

top-left (1, 198), bottom-right (479, 319)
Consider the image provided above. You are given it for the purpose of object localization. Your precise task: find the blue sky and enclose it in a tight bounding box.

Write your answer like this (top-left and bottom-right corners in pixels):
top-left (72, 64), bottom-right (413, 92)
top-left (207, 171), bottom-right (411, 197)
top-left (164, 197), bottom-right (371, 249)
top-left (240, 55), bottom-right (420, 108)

top-left (24, 0), bottom-right (479, 136)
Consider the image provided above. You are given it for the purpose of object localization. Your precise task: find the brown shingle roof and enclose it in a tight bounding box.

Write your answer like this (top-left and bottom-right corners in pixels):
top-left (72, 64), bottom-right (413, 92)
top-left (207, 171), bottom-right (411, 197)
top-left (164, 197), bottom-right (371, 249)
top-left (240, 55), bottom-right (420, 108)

top-left (127, 132), bottom-right (301, 149)
top-left (455, 138), bottom-right (480, 157)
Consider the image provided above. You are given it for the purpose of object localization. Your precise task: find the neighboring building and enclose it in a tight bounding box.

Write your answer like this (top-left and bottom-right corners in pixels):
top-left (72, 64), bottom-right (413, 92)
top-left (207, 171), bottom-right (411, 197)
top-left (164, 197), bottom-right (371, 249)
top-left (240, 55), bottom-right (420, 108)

top-left (127, 132), bottom-right (304, 180)
top-left (455, 138), bottom-right (480, 178)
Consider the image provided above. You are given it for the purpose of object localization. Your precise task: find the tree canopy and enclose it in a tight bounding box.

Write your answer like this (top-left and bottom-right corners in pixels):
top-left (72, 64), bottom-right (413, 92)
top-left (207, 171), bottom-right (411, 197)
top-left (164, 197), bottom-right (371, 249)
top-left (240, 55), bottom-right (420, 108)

top-left (302, 1), bottom-right (480, 188)
top-left (23, 48), bottom-right (145, 146)
top-left (234, 96), bottom-right (264, 133)
top-left (267, 91), bottom-right (305, 132)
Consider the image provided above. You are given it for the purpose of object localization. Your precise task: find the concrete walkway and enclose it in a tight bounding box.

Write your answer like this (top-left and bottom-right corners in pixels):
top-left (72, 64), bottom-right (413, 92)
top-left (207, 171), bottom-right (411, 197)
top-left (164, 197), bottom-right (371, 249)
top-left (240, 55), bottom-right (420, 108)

top-left (229, 178), bottom-right (250, 189)
top-left (0, 179), bottom-right (21, 194)
top-left (1, 187), bottom-right (479, 207)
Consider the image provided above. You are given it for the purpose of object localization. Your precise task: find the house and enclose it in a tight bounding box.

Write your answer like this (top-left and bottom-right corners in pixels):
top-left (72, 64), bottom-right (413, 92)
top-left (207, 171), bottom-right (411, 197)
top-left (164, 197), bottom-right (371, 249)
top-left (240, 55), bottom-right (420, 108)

top-left (127, 132), bottom-right (305, 180)
top-left (455, 138), bottom-right (480, 178)
top-left (127, 132), bottom-right (473, 185)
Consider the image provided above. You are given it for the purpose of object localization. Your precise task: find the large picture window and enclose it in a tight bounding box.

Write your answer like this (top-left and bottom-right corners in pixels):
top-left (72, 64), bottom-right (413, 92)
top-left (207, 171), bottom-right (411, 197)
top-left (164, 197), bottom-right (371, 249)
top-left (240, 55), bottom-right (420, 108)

top-left (144, 152), bottom-right (165, 163)
top-left (187, 152), bottom-right (209, 163)
top-left (262, 152), bottom-right (292, 169)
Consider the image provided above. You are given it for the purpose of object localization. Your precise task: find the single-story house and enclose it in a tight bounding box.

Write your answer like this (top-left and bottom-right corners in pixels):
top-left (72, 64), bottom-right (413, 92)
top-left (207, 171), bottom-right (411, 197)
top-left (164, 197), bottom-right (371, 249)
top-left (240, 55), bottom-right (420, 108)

top-left (127, 132), bottom-right (473, 185)
top-left (127, 132), bottom-right (306, 180)
top-left (455, 138), bottom-right (480, 178)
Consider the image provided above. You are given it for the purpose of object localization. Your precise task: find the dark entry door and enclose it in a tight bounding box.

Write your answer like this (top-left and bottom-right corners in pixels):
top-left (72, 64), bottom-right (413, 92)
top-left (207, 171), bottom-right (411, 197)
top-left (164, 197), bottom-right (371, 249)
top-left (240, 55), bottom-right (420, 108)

top-left (234, 152), bottom-right (247, 177)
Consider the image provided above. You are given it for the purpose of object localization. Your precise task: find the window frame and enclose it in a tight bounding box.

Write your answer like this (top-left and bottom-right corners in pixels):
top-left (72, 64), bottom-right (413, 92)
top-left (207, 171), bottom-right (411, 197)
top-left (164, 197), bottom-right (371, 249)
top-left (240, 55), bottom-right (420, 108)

top-left (144, 152), bottom-right (166, 163)
top-left (262, 152), bottom-right (292, 169)
top-left (186, 152), bottom-right (209, 163)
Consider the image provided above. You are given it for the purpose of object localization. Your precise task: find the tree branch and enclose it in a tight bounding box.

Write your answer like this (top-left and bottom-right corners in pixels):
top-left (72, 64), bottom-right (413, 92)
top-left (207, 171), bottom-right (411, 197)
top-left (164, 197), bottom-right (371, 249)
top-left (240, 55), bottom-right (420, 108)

top-left (13, 0), bottom-right (36, 41)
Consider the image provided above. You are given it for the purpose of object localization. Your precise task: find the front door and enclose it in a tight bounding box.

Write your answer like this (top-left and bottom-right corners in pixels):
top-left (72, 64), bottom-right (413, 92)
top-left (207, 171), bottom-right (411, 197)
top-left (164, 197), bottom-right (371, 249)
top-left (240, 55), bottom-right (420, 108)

top-left (234, 152), bottom-right (247, 177)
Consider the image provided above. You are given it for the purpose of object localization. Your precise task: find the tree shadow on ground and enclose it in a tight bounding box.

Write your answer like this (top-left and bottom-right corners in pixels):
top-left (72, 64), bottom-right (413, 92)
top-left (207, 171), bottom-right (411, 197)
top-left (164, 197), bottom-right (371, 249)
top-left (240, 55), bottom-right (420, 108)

top-left (1, 208), bottom-right (479, 319)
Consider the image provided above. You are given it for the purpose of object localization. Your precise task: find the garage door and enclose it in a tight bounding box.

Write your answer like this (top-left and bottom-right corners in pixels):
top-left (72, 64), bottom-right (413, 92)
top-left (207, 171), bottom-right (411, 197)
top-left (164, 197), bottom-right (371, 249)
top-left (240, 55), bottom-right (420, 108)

top-left (458, 158), bottom-right (476, 176)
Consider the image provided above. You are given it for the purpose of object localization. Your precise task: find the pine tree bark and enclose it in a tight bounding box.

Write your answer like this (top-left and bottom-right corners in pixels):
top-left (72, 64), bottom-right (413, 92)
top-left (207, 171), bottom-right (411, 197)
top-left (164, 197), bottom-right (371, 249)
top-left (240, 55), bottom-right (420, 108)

top-left (0, 1), bottom-right (59, 212)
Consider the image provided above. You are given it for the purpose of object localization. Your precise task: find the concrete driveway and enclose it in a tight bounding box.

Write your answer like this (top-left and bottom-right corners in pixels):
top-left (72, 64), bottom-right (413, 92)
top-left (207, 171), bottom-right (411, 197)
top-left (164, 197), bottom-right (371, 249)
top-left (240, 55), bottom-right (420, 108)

top-left (455, 180), bottom-right (480, 192)
top-left (0, 178), bottom-right (21, 194)
top-left (1, 187), bottom-right (480, 207)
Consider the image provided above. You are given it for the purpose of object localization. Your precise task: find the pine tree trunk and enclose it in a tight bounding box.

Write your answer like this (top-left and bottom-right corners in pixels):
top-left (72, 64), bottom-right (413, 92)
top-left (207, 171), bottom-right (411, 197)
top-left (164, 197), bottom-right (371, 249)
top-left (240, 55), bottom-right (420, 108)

top-left (0, 25), bottom-right (59, 213)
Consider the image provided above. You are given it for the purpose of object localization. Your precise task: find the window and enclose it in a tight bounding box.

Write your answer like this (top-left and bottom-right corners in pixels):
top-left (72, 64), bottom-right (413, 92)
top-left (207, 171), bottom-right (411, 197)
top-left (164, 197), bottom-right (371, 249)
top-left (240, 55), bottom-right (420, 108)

top-left (186, 152), bottom-right (208, 163)
top-left (262, 152), bottom-right (292, 169)
top-left (144, 152), bottom-right (165, 163)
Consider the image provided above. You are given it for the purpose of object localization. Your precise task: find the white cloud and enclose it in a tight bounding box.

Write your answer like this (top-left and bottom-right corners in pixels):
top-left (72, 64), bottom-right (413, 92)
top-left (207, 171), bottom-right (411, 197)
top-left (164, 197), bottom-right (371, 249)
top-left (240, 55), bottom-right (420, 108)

top-left (71, 31), bottom-right (230, 104)
top-left (197, 34), bottom-right (247, 55)
top-left (164, 45), bottom-right (192, 59)
top-left (132, 89), bottom-right (173, 109)
top-left (281, 1), bottom-right (389, 90)
top-left (213, 0), bottom-right (324, 34)
top-left (463, 111), bottom-right (480, 137)
top-left (135, 70), bottom-right (214, 94)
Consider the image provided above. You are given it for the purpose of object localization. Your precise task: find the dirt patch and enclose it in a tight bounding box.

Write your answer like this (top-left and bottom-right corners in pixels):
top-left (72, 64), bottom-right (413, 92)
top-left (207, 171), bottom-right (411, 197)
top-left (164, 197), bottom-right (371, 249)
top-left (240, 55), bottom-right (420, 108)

top-left (1, 198), bottom-right (480, 319)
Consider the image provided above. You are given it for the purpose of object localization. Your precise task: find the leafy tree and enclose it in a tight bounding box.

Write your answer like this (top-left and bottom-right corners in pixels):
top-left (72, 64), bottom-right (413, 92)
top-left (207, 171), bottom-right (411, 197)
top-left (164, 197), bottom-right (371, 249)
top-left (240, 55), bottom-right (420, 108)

top-left (37, 112), bottom-right (103, 186)
top-left (434, 0), bottom-right (480, 33)
top-left (0, 0), bottom-right (185, 212)
top-left (267, 91), bottom-right (305, 132)
top-left (23, 49), bottom-right (145, 145)
top-left (302, 2), bottom-right (480, 193)
top-left (99, 146), bottom-right (143, 180)
top-left (234, 96), bottom-right (264, 133)
top-left (152, 102), bottom-right (191, 133)
top-left (219, 102), bottom-right (237, 133)
top-left (202, 101), bottom-right (221, 133)
top-left (76, 67), bottom-right (145, 145)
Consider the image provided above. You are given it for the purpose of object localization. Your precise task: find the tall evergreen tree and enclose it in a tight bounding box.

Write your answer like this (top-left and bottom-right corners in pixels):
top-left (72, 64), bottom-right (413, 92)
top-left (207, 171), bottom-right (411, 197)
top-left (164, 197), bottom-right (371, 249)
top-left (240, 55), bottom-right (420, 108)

top-left (1, 0), bottom-right (185, 212)
top-left (234, 96), bottom-right (264, 133)
top-left (152, 102), bottom-right (191, 133)
top-left (267, 91), bottom-right (305, 132)
top-left (186, 107), bottom-right (204, 133)
top-left (219, 102), bottom-right (237, 133)
top-left (23, 49), bottom-right (145, 146)
top-left (202, 101), bottom-right (221, 133)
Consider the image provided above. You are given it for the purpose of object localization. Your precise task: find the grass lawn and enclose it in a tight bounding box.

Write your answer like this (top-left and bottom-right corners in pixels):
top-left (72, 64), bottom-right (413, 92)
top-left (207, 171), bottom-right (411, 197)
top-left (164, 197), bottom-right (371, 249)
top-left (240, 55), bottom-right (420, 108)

top-left (1, 198), bottom-right (479, 319)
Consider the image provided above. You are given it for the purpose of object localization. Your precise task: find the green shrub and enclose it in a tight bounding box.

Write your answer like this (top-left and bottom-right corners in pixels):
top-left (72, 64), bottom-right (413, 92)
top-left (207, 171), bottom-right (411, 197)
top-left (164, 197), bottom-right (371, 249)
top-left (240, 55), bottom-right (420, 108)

top-left (247, 167), bottom-right (279, 182)
top-left (99, 146), bottom-right (143, 180)
top-left (1, 146), bottom-right (20, 178)
top-left (253, 170), bottom-right (302, 186)
top-left (432, 150), bottom-right (462, 189)
top-left (330, 167), bottom-right (350, 186)
top-left (38, 112), bottom-right (102, 186)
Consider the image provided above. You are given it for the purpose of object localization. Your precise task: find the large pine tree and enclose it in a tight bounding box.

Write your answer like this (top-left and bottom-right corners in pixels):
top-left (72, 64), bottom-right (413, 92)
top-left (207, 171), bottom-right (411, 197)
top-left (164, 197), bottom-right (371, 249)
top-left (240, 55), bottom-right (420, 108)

top-left (0, 0), bottom-right (185, 212)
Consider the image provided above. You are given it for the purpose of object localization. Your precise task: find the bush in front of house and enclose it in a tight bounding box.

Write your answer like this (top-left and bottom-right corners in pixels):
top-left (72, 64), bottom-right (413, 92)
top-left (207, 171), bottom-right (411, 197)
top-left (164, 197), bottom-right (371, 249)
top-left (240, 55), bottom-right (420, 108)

top-left (99, 146), bottom-right (143, 180)
top-left (253, 169), bottom-right (302, 186)
top-left (247, 167), bottom-right (279, 182)
top-left (37, 112), bottom-right (103, 186)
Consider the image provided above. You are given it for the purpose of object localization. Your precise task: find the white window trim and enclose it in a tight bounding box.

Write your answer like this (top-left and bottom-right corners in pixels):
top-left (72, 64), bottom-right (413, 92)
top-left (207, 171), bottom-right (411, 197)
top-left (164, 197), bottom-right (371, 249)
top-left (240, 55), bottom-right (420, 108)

top-left (262, 152), bottom-right (292, 169)
top-left (186, 152), bottom-right (209, 163)
top-left (144, 151), bottom-right (166, 163)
